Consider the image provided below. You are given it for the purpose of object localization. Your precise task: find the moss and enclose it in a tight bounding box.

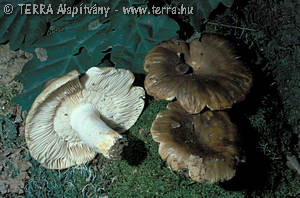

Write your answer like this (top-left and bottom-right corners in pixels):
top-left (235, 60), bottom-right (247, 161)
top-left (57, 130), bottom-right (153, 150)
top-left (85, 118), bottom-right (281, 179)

top-left (98, 99), bottom-right (245, 197)
top-left (24, 159), bottom-right (107, 197)
top-left (1, 0), bottom-right (299, 197)
top-left (199, 0), bottom-right (300, 196)
top-left (19, 100), bottom-right (246, 197)
top-left (0, 115), bottom-right (24, 149)
top-left (0, 81), bottom-right (23, 116)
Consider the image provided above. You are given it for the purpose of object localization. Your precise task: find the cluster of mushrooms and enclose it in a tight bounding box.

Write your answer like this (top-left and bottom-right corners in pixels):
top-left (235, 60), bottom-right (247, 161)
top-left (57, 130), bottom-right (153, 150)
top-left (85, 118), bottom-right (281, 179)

top-left (24, 33), bottom-right (252, 184)
top-left (144, 34), bottom-right (252, 184)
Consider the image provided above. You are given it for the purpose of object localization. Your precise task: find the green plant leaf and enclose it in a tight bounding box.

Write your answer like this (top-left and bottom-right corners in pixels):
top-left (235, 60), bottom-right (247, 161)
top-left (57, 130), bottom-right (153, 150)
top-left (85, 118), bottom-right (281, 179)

top-left (0, 0), bottom-right (75, 50)
top-left (172, 0), bottom-right (234, 30)
top-left (108, 13), bottom-right (179, 73)
top-left (14, 3), bottom-right (179, 111)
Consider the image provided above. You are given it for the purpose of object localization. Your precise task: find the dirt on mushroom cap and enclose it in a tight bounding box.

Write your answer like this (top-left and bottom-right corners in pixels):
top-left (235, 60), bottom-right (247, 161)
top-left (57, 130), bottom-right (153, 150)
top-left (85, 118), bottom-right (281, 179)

top-left (144, 34), bottom-right (252, 114)
top-left (151, 102), bottom-right (240, 184)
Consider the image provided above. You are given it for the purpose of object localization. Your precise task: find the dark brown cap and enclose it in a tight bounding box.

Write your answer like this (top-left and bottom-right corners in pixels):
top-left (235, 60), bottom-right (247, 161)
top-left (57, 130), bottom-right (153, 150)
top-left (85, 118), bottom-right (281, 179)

top-left (151, 102), bottom-right (240, 183)
top-left (144, 34), bottom-right (252, 113)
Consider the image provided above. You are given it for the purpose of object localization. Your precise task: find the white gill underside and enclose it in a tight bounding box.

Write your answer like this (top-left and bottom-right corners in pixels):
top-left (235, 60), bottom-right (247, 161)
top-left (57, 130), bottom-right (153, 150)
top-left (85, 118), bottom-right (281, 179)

top-left (26, 67), bottom-right (145, 169)
top-left (53, 68), bottom-right (145, 144)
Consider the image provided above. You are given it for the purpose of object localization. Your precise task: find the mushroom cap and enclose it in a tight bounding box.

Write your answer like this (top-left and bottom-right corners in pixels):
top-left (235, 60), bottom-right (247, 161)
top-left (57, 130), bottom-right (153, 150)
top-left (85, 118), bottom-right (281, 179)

top-left (144, 34), bottom-right (252, 113)
top-left (151, 102), bottom-right (240, 184)
top-left (25, 67), bottom-right (145, 169)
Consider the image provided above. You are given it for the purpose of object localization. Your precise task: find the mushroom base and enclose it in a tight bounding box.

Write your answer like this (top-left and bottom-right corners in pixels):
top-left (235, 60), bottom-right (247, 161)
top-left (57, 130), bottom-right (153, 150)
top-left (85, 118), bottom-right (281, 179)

top-left (106, 137), bottom-right (128, 160)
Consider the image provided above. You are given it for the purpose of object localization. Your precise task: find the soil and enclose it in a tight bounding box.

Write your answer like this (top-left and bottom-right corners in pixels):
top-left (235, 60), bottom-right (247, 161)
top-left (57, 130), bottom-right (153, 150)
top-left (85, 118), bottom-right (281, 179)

top-left (0, 44), bottom-right (32, 196)
top-left (0, 44), bottom-right (32, 116)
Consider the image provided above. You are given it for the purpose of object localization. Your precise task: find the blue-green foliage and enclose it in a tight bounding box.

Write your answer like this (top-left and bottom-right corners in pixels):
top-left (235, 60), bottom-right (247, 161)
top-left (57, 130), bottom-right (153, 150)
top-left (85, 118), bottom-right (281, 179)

top-left (24, 159), bottom-right (106, 197)
top-left (0, 0), bottom-right (75, 50)
top-left (12, 0), bottom-right (179, 111)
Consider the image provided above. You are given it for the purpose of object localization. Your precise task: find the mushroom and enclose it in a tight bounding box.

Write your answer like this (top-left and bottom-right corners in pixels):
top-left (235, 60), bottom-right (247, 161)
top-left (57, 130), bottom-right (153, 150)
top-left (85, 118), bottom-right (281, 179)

top-left (151, 102), bottom-right (240, 184)
top-left (144, 34), bottom-right (252, 114)
top-left (25, 67), bottom-right (145, 169)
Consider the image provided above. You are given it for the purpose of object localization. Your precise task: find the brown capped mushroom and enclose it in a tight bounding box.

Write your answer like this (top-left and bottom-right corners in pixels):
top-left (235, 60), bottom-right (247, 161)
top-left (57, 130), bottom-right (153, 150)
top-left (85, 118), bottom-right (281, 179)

top-left (144, 34), bottom-right (252, 114)
top-left (25, 67), bottom-right (145, 169)
top-left (151, 102), bottom-right (240, 184)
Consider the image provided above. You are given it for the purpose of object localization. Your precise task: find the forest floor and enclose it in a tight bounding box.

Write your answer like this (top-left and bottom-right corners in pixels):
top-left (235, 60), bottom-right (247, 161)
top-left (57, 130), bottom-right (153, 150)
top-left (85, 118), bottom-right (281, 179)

top-left (0, 0), bottom-right (299, 197)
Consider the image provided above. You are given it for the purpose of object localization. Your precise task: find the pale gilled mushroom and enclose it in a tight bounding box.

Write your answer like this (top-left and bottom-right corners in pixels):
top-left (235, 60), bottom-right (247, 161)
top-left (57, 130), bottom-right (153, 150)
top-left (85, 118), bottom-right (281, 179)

top-left (25, 67), bottom-right (145, 169)
top-left (151, 102), bottom-right (240, 184)
top-left (144, 34), bottom-right (252, 114)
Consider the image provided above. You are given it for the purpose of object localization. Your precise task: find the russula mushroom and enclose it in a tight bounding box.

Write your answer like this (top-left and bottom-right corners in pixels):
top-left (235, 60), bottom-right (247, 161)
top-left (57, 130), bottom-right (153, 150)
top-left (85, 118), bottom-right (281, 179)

top-left (151, 102), bottom-right (240, 184)
top-left (25, 67), bottom-right (145, 169)
top-left (144, 34), bottom-right (252, 114)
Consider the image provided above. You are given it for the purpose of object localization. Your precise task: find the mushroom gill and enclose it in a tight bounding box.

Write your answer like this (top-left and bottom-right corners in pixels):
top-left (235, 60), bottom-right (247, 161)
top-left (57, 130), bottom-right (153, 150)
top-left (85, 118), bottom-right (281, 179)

top-left (25, 67), bottom-right (145, 169)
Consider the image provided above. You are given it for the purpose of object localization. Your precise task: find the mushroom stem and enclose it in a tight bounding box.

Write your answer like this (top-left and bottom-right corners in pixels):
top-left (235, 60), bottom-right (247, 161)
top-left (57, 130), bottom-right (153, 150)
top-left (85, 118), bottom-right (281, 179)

top-left (70, 103), bottom-right (125, 159)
